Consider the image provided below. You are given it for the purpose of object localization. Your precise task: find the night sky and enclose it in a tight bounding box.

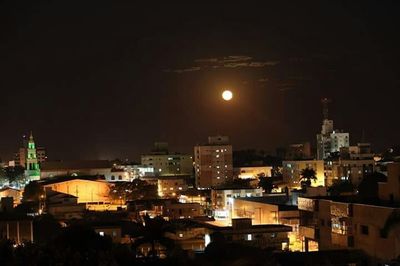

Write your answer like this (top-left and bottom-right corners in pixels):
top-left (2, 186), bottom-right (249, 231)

top-left (1, 1), bottom-right (399, 161)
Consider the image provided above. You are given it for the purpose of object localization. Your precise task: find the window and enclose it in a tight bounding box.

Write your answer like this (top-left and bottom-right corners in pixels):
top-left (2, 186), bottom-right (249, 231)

top-left (246, 234), bottom-right (252, 241)
top-left (99, 232), bottom-right (105, 236)
top-left (361, 225), bottom-right (369, 235)
top-left (111, 175), bottom-right (115, 180)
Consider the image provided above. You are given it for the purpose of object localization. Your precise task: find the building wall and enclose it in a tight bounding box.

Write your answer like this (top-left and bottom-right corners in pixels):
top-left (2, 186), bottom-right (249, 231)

top-left (94, 227), bottom-right (122, 243)
top-left (233, 199), bottom-right (299, 226)
top-left (0, 188), bottom-right (22, 206)
top-left (235, 166), bottom-right (273, 179)
top-left (163, 202), bottom-right (203, 219)
top-left (211, 188), bottom-right (263, 219)
top-left (41, 168), bottom-right (111, 179)
top-left (157, 178), bottom-right (188, 198)
top-left (379, 163), bottom-right (400, 202)
top-left (299, 195), bottom-right (400, 261)
top-left (282, 160), bottom-right (325, 189)
top-left (0, 220), bottom-right (33, 244)
top-left (43, 179), bottom-right (111, 203)
top-left (141, 154), bottom-right (193, 176)
top-left (194, 144), bottom-right (233, 189)
top-left (325, 159), bottom-right (375, 186)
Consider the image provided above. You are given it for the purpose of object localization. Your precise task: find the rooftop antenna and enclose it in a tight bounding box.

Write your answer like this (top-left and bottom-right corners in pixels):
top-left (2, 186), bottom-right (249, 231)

top-left (321, 98), bottom-right (331, 120)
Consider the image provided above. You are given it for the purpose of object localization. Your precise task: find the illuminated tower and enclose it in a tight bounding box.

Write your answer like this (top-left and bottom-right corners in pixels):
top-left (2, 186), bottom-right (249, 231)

top-left (25, 132), bottom-right (41, 181)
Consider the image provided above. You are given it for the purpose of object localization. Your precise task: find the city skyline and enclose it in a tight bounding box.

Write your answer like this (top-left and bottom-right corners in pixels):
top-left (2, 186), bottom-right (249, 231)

top-left (1, 1), bottom-right (399, 160)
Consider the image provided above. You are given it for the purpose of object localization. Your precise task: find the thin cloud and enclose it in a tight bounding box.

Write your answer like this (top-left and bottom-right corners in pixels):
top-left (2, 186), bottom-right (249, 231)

top-left (165, 55), bottom-right (279, 74)
top-left (163, 66), bottom-right (201, 73)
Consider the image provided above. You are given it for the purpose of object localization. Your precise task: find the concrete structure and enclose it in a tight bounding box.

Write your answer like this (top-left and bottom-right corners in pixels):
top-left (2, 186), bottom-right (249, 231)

top-left (106, 164), bottom-right (154, 182)
top-left (163, 202), bottom-right (203, 219)
top-left (167, 218), bottom-right (292, 252)
top-left (40, 160), bottom-right (111, 179)
top-left (15, 135), bottom-right (46, 168)
top-left (94, 225), bottom-right (122, 243)
top-left (233, 197), bottom-right (299, 226)
top-left (282, 160), bottom-right (325, 189)
top-left (40, 176), bottom-right (111, 204)
top-left (157, 177), bottom-right (188, 198)
top-left (194, 136), bottom-right (233, 189)
top-left (298, 196), bottom-right (400, 261)
top-left (298, 164), bottom-right (400, 262)
top-left (46, 190), bottom-right (85, 219)
top-left (378, 163), bottom-right (400, 202)
top-left (316, 100), bottom-right (350, 160)
top-left (0, 187), bottom-right (22, 206)
top-left (0, 217), bottom-right (33, 244)
top-left (141, 142), bottom-right (193, 177)
top-left (234, 166), bottom-right (273, 179)
top-left (325, 158), bottom-right (375, 186)
top-left (23, 133), bottom-right (41, 181)
top-left (205, 218), bottom-right (292, 250)
top-left (211, 187), bottom-right (263, 219)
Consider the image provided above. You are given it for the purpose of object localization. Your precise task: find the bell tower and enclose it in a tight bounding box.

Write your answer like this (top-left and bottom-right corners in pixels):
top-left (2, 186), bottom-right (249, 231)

top-left (25, 132), bottom-right (40, 181)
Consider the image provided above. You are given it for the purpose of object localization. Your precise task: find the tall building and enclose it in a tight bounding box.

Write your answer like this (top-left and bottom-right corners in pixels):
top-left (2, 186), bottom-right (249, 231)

top-left (316, 99), bottom-right (350, 160)
top-left (15, 134), bottom-right (46, 167)
top-left (194, 136), bottom-right (233, 189)
top-left (141, 142), bottom-right (193, 177)
top-left (24, 133), bottom-right (40, 181)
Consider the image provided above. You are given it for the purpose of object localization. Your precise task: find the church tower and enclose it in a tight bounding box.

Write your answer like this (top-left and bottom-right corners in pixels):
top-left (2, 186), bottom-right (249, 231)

top-left (25, 132), bottom-right (40, 181)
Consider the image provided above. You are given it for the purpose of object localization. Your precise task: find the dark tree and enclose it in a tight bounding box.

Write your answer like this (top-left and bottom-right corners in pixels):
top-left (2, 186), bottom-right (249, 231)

top-left (4, 166), bottom-right (26, 185)
top-left (258, 173), bottom-right (274, 193)
top-left (299, 168), bottom-right (317, 189)
top-left (22, 181), bottom-right (44, 202)
top-left (328, 180), bottom-right (355, 196)
top-left (132, 214), bottom-right (175, 259)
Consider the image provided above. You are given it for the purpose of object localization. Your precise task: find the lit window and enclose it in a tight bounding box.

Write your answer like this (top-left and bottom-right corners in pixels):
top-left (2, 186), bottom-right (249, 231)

top-left (99, 232), bottom-right (105, 236)
top-left (246, 234), bottom-right (252, 241)
top-left (179, 233), bottom-right (183, 238)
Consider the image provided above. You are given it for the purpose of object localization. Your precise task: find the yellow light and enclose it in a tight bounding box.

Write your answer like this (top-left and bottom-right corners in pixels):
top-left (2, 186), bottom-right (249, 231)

top-left (222, 90), bottom-right (233, 101)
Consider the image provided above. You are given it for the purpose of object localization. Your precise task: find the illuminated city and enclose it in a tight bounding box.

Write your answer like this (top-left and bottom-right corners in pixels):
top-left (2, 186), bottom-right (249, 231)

top-left (1, 1), bottom-right (400, 265)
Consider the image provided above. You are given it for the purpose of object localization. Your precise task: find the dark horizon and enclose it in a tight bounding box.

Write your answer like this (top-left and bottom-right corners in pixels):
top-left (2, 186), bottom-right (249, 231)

top-left (1, 1), bottom-right (399, 161)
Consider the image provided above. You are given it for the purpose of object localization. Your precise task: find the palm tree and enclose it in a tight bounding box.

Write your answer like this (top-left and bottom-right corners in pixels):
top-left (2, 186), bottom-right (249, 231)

top-left (132, 214), bottom-right (175, 259)
top-left (299, 168), bottom-right (317, 189)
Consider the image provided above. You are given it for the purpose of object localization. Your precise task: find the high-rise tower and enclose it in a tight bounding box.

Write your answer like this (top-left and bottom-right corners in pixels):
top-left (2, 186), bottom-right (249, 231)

top-left (316, 99), bottom-right (349, 160)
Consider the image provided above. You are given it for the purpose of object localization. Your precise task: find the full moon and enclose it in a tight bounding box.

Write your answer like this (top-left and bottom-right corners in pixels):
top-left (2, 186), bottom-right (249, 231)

top-left (222, 90), bottom-right (233, 101)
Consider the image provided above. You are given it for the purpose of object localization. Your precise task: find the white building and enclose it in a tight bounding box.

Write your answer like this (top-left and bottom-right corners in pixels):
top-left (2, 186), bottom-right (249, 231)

top-left (141, 154), bottom-right (193, 176)
top-left (211, 187), bottom-right (263, 219)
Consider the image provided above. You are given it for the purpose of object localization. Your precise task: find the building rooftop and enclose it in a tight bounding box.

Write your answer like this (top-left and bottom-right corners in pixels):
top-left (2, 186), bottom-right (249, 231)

top-left (39, 175), bottom-right (106, 186)
top-left (300, 195), bottom-right (400, 209)
top-left (235, 197), bottom-right (297, 211)
top-left (41, 160), bottom-right (111, 171)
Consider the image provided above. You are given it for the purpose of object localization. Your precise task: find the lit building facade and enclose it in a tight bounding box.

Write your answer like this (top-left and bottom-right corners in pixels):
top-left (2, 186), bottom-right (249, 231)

top-left (194, 136), bottom-right (233, 189)
top-left (157, 177), bottom-right (188, 198)
top-left (141, 154), bottom-right (192, 176)
top-left (234, 166), bottom-right (273, 179)
top-left (282, 160), bottom-right (325, 189)
top-left (297, 163), bottom-right (400, 263)
top-left (24, 133), bottom-right (40, 181)
top-left (41, 177), bottom-right (111, 204)
top-left (211, 187), bottom-right (263, 219)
